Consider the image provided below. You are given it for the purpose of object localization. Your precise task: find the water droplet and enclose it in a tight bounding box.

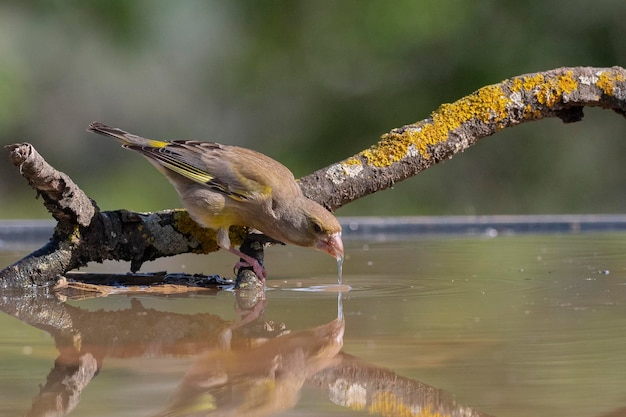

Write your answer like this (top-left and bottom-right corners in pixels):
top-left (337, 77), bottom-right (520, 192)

top-left (337, 255), bottom-right (344, 285)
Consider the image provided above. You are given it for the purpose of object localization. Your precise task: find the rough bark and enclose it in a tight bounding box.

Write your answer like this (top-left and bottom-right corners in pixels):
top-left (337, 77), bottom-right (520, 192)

top-left (2, 66), bottom-right (625, 288)
top-left (1, 143), bottom-right (247, 287)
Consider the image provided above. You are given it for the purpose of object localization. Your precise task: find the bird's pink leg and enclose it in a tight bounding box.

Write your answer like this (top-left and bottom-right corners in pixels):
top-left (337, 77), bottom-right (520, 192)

top-left (228, 246), bottom-right (267, 282)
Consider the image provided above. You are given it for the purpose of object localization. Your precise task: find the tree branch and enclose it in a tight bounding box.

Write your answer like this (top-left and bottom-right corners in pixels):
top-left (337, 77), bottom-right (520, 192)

top-left (2, 66), bottom-right (625, 288)
top-left (1, 144), bottom-right (247, 287)
top-left (300, 66), bottom-right (626, 210)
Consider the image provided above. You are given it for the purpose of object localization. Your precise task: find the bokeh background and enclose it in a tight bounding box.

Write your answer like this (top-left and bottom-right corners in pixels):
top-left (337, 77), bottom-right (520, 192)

top-left (1, 1), bottom-right (625, 219)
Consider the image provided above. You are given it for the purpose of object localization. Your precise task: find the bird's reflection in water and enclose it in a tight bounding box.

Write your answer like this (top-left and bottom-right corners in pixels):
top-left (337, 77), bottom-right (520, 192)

top-left (158, 317), bottom-right (344, 416)
top-left (2, 285), bottom-right (488, 417)
top-left (0, 287), bottom-right (344, 417)
top-left (155, 289), bottom-right (345, 417)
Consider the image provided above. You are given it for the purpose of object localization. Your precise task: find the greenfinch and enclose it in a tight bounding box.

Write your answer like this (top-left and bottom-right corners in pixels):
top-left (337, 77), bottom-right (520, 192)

top-left (87, 122), bottom-right (343, 282)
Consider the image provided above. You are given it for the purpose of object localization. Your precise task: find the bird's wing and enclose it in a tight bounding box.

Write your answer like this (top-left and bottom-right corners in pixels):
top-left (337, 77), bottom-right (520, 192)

top-left (128, 141), bottom-right (298, 202)
top-left (87, 122), bottom-right (299, 202)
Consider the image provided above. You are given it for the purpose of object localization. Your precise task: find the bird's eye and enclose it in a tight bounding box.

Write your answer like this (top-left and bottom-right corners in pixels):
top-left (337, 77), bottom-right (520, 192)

top-left (312, 222), bottom-right (323, 233)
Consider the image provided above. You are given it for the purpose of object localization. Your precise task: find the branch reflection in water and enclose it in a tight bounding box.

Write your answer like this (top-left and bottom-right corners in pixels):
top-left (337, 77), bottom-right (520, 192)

top-left (0, 285), bottom-right (487, 417)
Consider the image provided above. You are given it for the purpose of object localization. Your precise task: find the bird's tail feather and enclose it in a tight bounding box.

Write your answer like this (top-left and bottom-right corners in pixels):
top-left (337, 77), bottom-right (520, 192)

top-left (86, 122), bottom-right (166, 148)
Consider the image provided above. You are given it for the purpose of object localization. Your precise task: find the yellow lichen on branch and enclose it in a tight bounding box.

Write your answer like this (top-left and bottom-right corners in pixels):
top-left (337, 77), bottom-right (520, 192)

top-left (354, 67), bottom-right (625, 169)
top-left (510, 70), bottom-right (578, 107)
top-left (172, 209), bottom-right (246, 254)
top-left (360, 81), bottom-right (514, 167)
top-left (173, 210), bottom-right (221, 253)
top-left (596, 70), bottom-right (625, 95)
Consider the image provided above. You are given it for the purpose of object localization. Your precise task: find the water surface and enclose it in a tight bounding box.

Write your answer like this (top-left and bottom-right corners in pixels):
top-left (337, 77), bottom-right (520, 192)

top-left (1, 228), bottom-right (626, 417)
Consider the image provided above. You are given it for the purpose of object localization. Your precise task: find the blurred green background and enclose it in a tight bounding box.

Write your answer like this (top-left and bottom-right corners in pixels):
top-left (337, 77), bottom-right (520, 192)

top-left (1, 1), bottom-right (625, 219)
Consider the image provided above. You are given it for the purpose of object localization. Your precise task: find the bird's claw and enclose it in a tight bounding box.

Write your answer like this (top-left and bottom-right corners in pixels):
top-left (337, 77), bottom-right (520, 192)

top-left (234, 260), bottom-right (267, 283)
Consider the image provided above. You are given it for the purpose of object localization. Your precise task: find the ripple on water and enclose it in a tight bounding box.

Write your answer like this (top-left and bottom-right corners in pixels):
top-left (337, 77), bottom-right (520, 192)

top-left (334, 274), bottom-right (468, 300)
top-left (267, 275), bottom-right (450, 298)
top-left (284, 284), bottom-right (352, 293)
top-left (267, 276), bottom-right (352, 292)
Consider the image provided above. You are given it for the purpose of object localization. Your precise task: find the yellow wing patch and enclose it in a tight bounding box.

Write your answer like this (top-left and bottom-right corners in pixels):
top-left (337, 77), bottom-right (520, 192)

top-left (164, 159), bottom-right (215, 184)
top-left (146, 139), bottom-right (170, 148)
top-left (129, 141), bottom-right (270, 202)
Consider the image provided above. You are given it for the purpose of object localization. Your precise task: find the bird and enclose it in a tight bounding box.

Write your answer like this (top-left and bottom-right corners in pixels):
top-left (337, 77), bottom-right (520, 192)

top-left (87, 122), bottom-right (343, 283)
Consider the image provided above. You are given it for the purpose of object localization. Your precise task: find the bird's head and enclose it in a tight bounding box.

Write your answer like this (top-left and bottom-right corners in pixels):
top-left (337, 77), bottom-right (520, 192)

top-left (273, 198), bottom-right (343, 260)
top-left (303, 200), bottom-right (343, 260)
top-left (312, 222), bottom-right (344, 261)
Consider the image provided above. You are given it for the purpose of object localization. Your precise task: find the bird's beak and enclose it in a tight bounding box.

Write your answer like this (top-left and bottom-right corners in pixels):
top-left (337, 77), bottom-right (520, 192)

top-left (316, 232), bottom-right (344, 260)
